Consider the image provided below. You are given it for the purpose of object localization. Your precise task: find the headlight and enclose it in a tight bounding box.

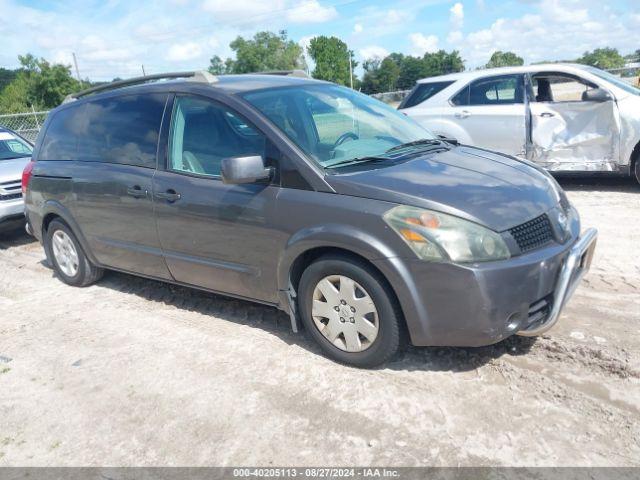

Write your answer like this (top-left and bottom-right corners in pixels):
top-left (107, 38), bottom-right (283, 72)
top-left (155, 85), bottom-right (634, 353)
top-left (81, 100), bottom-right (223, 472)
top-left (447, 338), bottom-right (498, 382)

top-left (544, 171), bottom-right (571, 212)
top-left (383, 205), bottom-right (510, 263)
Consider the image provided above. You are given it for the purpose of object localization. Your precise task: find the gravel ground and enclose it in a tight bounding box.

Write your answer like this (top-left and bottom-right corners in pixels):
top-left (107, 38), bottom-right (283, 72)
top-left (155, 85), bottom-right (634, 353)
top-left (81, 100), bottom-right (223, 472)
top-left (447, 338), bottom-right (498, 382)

top-left (0, 177), bottom-right (638, 467)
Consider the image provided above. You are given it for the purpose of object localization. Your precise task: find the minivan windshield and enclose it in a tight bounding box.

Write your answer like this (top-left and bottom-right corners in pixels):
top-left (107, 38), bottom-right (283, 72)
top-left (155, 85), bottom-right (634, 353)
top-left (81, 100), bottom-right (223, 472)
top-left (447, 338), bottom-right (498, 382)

top-left (0, 131), bottom-right (33, 160)
top-left (243, 85), bottom-right (437, 168)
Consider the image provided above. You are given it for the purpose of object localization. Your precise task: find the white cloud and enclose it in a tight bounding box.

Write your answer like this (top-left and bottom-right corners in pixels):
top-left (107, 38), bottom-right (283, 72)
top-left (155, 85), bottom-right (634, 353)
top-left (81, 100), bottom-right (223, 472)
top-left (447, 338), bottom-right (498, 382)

top-left (166, 42), bottom-right (203, 62)
top-left (359, 45), bottom-right (389, 60)
top-left (454, 0), bottom-right (636, 67)
top-left (447, 30), bottom-right (463, 45)
top-left (353, 23), bottom-right (363, 34)
top-left (450, 2), bottom-right (464, 30)
top-left (409, 33), bottom-right (439, 56)
top-left (201, 0), bottom-right (285, 25)
top-left (286, 0), bottom-right (337, 23)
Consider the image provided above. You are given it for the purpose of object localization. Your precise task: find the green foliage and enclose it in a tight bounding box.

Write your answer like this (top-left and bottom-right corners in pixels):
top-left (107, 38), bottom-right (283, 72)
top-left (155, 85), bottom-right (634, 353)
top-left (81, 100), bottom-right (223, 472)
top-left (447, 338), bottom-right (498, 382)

top-left (226, 30), bottom-right (306, 74)
top-left (307, 36), bottom-right (356, 87)
top-left (0, 54), bottom-right (83, 113)
top-left (208, 55), bottom-right (227, 75)
top-left (577, 48), bottom-right (625, 70)
top-left (0, 68), bottom-right (18, 93)
top-left (361, 50), bottom-right (464, 94)
top-left (485, 51), bottom-right (524, 68)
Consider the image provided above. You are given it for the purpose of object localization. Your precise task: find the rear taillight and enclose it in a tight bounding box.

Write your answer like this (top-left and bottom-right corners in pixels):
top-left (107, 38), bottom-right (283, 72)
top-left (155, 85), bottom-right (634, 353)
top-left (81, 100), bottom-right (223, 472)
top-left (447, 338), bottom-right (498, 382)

top-left (22, 160), bottom-right (35, 194)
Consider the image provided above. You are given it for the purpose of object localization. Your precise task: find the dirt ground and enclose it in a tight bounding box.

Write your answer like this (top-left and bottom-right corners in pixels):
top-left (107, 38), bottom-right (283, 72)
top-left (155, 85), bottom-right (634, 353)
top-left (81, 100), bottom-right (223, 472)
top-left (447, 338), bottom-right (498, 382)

top-left (0, 177), bottom-right (638, 467)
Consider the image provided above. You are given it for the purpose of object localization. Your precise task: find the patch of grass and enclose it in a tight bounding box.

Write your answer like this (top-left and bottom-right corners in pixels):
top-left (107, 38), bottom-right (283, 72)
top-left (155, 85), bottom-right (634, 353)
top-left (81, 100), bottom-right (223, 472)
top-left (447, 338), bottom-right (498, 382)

top-left (0, 367), bottom-right (10, 374)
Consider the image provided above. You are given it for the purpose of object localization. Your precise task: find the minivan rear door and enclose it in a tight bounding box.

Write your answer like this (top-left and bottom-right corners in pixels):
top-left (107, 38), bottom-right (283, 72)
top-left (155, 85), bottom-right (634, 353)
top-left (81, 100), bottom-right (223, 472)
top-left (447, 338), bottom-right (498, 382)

top-left (68, 93), bottom-right (173, 279)
top-left (152, 94), bottom-right (282, 303)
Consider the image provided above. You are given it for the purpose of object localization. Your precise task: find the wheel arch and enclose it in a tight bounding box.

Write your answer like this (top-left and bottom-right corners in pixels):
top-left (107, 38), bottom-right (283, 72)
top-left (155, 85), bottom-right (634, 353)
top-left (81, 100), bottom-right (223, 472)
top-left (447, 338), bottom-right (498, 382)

top-left (39, 201), bottom-right (99, 266)
top-left (630, 139), bottom-right (640, 180)
top-left (276, 225), bottom-right (409, 337)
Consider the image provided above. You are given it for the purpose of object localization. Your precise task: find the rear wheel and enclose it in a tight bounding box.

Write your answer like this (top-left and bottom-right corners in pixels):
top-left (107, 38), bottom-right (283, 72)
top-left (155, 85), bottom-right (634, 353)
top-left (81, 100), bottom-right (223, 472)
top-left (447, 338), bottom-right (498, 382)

top-left (634, 156), bottom-right (640, 186)
top-left (45, 219), bottom-right (103, 287)
top-left (298, 254), bottom-right (400, 368)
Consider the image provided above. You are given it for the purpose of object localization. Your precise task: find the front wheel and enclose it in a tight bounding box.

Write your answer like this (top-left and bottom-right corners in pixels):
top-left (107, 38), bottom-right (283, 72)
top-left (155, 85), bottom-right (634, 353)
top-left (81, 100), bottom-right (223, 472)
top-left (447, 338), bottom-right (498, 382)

top-left (298, 254), bottom-right (401, 368)
top-left (634, 158), bottom-right (640, 186)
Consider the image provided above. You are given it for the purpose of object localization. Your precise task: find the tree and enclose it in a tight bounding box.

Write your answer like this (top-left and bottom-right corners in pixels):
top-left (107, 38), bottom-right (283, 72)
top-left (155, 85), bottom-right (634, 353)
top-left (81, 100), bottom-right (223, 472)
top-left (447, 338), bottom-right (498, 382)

top-left (577, 48), bottom-right (625, 70)
top-left (376, 57), bottom-right (401, 92)
top-left (307, 36), bottom-right (356, 87)
top-left (397, 56), bottom-right (426, 90)
top-left (360, 50), bottom-right (466, 94)
top-left (360, 59), bottom-right (380, 94)
top-left (485, 51), bottom-right (524, 68)
top-left (208, 55), bottom-right (227, 75)
top-left (0, 54), bottom-right (83, 113)
top-left (227, 30), bottom-right (306, 74)
top-left (0, 68), bottom-right (18, 94)
top-left (422, 50), bottom-right (464, 77)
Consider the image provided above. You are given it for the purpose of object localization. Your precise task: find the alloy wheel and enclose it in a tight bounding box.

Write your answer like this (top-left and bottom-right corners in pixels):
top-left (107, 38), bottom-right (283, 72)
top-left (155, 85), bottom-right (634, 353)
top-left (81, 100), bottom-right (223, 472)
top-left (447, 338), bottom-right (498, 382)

top-left (51, 230), bottom-right (79, 277)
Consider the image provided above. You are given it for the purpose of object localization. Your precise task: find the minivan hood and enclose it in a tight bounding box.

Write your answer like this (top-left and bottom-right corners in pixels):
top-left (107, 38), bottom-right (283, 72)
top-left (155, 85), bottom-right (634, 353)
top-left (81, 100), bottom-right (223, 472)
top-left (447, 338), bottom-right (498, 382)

top-left (325, 146), bottom-right (557, 232)
top-left (0, 157), bottom-right (31, 184)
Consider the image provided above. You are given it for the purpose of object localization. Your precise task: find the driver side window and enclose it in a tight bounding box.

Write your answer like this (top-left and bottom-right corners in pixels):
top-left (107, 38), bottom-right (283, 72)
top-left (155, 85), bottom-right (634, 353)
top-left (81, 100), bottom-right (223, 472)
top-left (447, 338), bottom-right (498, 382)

top-left (169, 96), bottom-right (266, 177)
top-left (531, 73), bottom-right (598, 103)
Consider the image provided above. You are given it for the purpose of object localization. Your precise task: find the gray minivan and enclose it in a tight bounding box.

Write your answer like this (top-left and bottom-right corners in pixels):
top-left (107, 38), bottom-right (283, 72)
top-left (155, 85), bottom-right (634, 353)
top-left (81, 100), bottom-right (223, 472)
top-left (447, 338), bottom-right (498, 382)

top-left (23, 71), bottom-right (597, 367)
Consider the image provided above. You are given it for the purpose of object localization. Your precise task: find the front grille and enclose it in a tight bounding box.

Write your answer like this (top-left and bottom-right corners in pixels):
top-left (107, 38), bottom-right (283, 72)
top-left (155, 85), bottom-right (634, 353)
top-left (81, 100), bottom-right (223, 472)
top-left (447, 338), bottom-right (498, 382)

top-left (0, 192), bottom-right (22, 201)
top-left (509, 214), bottom-right (553, 252)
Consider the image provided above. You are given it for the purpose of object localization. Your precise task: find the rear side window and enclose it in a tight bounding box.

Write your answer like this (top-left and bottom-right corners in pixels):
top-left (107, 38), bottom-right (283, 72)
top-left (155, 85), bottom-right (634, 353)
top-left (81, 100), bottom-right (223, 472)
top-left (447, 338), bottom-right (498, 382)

top-left (452, 75), bottom-right (523, 106)
top-left (39, 93), bottom-right (167, 168)
top-left (400, 81), bottom-right (454, 109)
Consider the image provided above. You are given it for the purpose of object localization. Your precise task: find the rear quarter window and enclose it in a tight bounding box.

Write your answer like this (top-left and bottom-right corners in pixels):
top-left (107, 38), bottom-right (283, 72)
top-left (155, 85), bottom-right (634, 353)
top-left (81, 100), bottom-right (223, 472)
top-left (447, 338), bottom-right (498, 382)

top-left (39, 93), bottom-right (167, 168)
top-left (400, 81), bottom-right (454, 109)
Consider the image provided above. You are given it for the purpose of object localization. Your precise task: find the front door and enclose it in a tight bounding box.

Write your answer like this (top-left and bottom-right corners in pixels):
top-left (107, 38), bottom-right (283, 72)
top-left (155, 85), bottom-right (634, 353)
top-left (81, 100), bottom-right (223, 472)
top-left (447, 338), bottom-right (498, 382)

top-left (528, 71), bottom-right (620, 171)
top-left (153, 94), bottom-right (282, 303)
top-left (447, 74), bottom-right (527, 157)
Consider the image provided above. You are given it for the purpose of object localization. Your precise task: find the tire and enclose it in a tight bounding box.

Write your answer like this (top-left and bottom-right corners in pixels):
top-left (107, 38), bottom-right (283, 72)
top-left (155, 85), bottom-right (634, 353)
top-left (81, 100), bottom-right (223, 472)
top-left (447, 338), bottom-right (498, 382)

top-left (634, 156), bottom-right (640, 186)
top-left (44, 219), bottom-right (103, 287)
top-left (298, 254), bottom-right (401, 368)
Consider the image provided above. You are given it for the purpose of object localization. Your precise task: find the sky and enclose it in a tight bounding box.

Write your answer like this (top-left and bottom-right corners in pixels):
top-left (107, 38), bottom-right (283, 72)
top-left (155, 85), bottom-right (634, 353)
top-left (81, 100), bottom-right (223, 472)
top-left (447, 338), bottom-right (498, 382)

top-left (0, 0), bottom-right (638, 81)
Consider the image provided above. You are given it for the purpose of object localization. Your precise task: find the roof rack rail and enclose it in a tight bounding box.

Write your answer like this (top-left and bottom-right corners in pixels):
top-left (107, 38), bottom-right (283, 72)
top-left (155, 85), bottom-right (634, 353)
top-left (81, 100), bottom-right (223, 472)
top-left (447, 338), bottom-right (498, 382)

top-left (63, 70), bottom-right (217, 104)
top-left (258, 70), bottom-right (309, 78)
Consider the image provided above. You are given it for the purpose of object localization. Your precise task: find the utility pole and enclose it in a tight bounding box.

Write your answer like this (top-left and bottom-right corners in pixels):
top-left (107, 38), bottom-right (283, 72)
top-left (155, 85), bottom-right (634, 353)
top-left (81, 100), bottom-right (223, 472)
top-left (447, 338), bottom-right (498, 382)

top-left (348, 52), bottom-right (353, 89)
top-left (72, 52), bottom-right (81, 82)
top-left (141, 65), bottom-right (146, 76)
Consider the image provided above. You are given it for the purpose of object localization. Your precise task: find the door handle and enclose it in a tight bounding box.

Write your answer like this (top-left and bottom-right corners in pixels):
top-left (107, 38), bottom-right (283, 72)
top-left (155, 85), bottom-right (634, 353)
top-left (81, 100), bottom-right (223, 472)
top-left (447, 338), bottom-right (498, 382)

top-left (539, 112), bottom-right (555, 118)
top-left (454, 110), bottom-right (470, 119)
top-left (155, 189), bottom-right (181, 202)
top-left (126, 185), bottom-right (147, 198)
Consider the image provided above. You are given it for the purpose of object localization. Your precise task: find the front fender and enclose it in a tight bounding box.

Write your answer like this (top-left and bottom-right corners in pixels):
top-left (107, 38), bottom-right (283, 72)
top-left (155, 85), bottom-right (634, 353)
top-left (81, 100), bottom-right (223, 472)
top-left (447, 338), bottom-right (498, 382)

top-left (276, 223), bottom-right (400, 292)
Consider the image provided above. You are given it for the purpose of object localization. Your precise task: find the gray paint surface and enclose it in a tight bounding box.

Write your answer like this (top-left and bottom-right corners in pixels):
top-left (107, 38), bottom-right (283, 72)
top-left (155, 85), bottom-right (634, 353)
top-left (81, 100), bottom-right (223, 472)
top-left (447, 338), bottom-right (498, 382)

top-left (24, 76), bottom-right (580, 347)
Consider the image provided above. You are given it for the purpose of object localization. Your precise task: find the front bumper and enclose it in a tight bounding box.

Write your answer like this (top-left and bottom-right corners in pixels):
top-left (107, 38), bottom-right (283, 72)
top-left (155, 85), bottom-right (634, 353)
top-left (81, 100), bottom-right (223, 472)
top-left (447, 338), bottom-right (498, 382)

top-left (372, 226), bottom-right (598, 347)
top-left (0, 197), bottom-right (25, 231)
top-left (517, 228), bottom-right (597, 336)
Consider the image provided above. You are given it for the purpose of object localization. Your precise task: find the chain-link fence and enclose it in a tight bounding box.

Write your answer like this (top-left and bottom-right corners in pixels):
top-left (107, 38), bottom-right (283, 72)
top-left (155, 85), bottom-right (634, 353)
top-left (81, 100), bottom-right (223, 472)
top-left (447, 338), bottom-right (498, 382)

top-left (0, 110), bottom-right (49, 144)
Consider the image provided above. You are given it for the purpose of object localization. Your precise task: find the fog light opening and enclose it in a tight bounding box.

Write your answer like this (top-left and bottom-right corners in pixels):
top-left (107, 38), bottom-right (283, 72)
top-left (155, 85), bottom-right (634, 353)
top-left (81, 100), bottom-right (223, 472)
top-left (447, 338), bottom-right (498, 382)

top-left (506, 313), bottom-right (522, 332)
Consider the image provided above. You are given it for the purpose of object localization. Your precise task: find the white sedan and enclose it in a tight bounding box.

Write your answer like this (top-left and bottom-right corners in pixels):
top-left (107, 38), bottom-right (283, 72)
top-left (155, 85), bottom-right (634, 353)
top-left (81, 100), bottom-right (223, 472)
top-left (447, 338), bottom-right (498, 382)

top-left (398, 64), bottom-right (640, 184)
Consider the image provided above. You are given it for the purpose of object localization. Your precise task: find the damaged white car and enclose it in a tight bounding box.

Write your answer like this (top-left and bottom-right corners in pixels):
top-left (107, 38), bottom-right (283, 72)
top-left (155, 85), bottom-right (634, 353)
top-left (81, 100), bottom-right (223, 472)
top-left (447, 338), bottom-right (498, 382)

top-left (399, 64), bottom-right (640, 184)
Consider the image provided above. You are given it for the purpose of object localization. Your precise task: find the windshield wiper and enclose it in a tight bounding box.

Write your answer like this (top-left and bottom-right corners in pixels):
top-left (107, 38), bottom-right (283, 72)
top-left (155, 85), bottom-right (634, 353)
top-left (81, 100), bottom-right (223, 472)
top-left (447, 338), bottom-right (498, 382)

top-left (324, 156), bottom-right (391, 169)
top-left (385, 138), bottom-right (445, 154)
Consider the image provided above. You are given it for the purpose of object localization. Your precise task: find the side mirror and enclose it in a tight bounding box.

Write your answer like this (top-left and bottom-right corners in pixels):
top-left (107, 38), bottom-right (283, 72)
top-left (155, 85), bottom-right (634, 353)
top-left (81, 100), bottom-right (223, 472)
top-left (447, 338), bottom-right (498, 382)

top-left (221, 155), bottom-right (272, 185)
top-left (582, 88), bottom-right (612, 102)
